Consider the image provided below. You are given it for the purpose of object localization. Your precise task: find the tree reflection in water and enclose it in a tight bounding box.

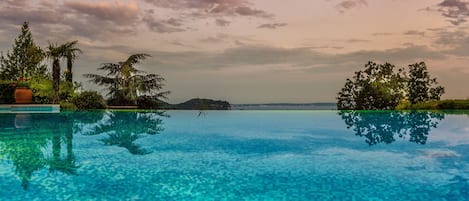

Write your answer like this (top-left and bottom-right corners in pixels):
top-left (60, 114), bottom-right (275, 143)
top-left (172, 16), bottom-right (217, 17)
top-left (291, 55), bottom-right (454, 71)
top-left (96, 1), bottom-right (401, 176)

top-left (0, 113), bottom-right (78, 190)
top-left (338, 110), bottom-right (445, 145)
top-left (80, 111), bottom-right (167, 155)
top-left (0, 110), bottom-right (166, 190)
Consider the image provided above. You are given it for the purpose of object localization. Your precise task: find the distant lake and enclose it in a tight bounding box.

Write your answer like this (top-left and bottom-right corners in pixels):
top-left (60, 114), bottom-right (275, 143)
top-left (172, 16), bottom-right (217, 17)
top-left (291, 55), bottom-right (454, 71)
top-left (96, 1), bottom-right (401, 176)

top-left (232, 103), bottom-right (337, 110)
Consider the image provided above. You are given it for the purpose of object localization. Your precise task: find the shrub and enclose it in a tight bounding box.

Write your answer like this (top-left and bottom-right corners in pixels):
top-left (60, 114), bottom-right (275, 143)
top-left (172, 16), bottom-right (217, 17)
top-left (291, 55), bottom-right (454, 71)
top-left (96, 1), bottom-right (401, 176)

top-left (71, 91), bottom-right (106, 109)
top-left (437, 100), bottom-right (469, 109)
top-left (0, 80), bottom-right (15, 104)
top-left (397, 100), bottom-right (469, 110)
top-left (29, 76), bottom-right (53, 104)
top-left (136, 96), bottom-right (162, 109)
top-left (60, 101), bottom-right (78, 110)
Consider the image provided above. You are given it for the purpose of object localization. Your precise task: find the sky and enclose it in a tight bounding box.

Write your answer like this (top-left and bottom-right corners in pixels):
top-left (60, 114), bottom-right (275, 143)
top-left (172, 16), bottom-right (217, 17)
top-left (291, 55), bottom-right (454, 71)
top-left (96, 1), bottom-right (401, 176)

top-left (1, 0), bottom-right (469, 104)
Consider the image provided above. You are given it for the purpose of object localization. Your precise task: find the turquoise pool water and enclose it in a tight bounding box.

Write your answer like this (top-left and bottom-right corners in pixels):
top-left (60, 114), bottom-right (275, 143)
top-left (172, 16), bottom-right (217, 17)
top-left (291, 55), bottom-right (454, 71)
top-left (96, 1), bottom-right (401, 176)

top-left (0, 110), bottom-right (468, 200)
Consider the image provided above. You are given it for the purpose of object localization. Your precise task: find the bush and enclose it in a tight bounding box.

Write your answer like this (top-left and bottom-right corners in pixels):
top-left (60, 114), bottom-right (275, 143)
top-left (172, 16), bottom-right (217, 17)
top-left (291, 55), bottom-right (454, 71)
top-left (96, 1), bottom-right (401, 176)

top-left (397, 100), bottom-right (469, 110)
top-left (71, 91), bottom-right (106, 109)
top-left (0, 80), bottom-right (15, 104)
top-left (437, 100), bottom-right (469, 109)
top-left (136, 96), bottom-right (162, 109)
top-left (60, 101), bottom-right (78, 110)
top-left (29, 76), bottom-right (53, 104)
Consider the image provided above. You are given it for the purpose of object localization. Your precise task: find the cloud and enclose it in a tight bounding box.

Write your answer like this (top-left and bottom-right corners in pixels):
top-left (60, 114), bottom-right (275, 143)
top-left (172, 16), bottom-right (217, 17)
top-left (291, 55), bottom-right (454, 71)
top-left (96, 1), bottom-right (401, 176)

top-left (167, 18), bottom-right (184, 27)
top-left (345, 39), bottom-right (370, 43)
top-left (199, 33), bottom-right (230, 43)
top-left (0, 0), bottom-right (152, 44)
top-left (372, 32), bottom-right (393, 36)
top-left (139, 44), bottom-right (446, 73)
top-left (142, 0), bottom-right (273, 18)
top-left (435, 0), bottom-right (469, 25)
top-left (234, 6), bottom-right (273, 18)
top-left (257, 23), bottom-right (288, 29)
top-left (432, 29), bottom-right (469, 56)
top-left (4, 0), bottom-right (29, 7)
top-left (64, 1), bottom-right (140, 25)
top-left (215, 19), bottom-right (231, 27)
top-left (0, 1), bottom-right (64, 25)
top-left (404, 30), bottom-right (425, 37)
top-left (336, 0), bottom-right (368, 12)
top-left (143, 16), bottom-right (186, 33)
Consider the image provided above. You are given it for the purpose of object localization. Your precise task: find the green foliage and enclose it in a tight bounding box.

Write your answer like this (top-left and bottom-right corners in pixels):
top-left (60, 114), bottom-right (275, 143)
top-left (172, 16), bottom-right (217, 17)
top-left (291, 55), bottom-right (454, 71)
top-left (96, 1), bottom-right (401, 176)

top-left (136, 96), bottom-right (163, 109)
top-left (407, 62), bottom-right (445, 104)
top-left (0, 80), bottom-right (15, 103)
top-left (337, 61), bottom-right (406, 110)
top-left (46, 41), bottom-right (82, 104)
top-left (15, 78), bottom-right (31, 88)
top-left (60, 101), bottom-right (78, 110)
top-left (337, 61), bottom-right (445, 110)
top-left (84, 53), bottom-right (170, 106)
top-left (71, 91), bottom-right (106, 110)
top-left (29, 75), bottom-right (78, 104)
top-left (63, 41), bottom-right (82, 83)
top-left (59, 81), bottom-right (76, 101)
top-left (46, 43), bottom-right (65, 104)
top-left (29, 75), bottom-right (53, 104)
top-left (399, 100), bottom-right (469, 110)
top-left (0, 22), bottom-right (47, 80)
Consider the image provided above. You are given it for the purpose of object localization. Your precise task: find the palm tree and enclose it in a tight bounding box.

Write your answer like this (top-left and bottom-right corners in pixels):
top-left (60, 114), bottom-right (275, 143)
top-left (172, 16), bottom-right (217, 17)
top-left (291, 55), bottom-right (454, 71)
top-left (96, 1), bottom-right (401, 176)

top-left (84, 53), bottom-right (169, 105)
top-left (46, 43), bottom-right (66, 104)
top-left (63, 41), bottom-right (82, 83)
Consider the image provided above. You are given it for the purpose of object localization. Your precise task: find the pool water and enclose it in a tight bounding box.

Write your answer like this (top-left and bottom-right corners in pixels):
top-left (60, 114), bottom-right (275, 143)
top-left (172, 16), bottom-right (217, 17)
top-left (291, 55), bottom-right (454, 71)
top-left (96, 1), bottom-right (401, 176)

top-left (0, 110), bottom-right (468, 200)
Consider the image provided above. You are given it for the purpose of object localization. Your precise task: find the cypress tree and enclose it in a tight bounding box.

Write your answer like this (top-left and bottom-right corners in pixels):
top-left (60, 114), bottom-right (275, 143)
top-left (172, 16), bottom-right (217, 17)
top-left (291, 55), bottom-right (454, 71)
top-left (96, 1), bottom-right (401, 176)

top-left (0, 22), bottom-right (46, 80)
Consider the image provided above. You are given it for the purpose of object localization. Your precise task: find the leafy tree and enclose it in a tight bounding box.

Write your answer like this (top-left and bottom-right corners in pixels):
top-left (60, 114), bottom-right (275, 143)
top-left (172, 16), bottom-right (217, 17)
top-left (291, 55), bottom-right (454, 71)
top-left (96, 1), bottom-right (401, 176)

top-left (337, 61), bottom-right (406, 110)
top-left (63, 41), bottom-right (82, 83)
top-left (407, 62), bottom-right (445, 104)
top-left (0, 22), bottom-right (47, 80)
top-left (338, 61), bottom-right (445, 110)
top-left (84, 53), bottom-right (170, 106)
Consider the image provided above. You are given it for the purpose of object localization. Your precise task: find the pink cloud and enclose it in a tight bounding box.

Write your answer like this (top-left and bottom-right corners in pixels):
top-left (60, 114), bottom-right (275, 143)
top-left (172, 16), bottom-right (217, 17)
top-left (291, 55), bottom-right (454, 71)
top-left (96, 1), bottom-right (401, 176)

top-left (64, 0), bottom-right (140, 25)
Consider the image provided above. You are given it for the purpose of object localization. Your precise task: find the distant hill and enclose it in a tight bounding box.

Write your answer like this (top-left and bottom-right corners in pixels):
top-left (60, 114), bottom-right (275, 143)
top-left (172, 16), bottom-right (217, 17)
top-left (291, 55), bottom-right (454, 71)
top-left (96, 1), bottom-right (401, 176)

top-left (160, 98), bottom-right (231, 110)
top-left (232, 103), bottom-right (337, 110)
top-left (148, 99), bottom-right (336, 110)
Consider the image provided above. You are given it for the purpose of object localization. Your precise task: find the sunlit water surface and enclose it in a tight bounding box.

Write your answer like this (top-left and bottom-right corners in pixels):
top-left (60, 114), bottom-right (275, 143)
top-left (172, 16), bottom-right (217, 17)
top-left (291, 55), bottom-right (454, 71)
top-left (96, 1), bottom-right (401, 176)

top-left (0, 110), bottom-right (468, 200)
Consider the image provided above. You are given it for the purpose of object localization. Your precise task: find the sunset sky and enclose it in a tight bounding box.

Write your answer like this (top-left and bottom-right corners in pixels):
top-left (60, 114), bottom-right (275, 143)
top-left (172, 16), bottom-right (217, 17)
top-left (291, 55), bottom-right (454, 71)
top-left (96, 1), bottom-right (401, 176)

top-left (1, 0), bottom-right (469, 103)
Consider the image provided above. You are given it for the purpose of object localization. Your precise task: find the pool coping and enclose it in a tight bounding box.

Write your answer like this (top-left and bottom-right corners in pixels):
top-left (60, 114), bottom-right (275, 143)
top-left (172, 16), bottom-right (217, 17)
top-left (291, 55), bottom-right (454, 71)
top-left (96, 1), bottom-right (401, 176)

top-left (0, 104), bottom-right (60, 113)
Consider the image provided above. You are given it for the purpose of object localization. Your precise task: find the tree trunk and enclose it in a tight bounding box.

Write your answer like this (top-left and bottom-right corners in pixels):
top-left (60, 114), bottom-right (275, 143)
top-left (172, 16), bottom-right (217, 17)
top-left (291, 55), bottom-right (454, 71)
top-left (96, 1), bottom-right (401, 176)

top-left (52, 59), bottom-right (60, 104)
top-left (65, 58), bottom-right (72, 83)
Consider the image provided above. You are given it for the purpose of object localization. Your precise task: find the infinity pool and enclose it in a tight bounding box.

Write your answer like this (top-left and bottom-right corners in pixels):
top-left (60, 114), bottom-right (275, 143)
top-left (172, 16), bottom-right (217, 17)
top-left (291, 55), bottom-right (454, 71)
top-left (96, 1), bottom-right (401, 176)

top-left (0, 110), bottom-right (468, 200)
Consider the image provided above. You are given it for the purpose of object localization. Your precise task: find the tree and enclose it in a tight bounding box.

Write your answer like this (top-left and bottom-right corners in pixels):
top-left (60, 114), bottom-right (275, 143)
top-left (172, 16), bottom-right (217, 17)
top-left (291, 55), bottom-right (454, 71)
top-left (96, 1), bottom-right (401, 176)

top-left (46, 43), bottom-right (66, 104)
top-left (337, 61), bottom-right (445, 110)
top-left (0, 21), bottom-right (46, 80)
top-left (63, 41), bottom-right (82, 83)
top-left (407, 62), bottom-right (445, 104)
top-left (337, 61), bottom-right (406, 110)
top-left (84, 53), bottom-right (170, 106)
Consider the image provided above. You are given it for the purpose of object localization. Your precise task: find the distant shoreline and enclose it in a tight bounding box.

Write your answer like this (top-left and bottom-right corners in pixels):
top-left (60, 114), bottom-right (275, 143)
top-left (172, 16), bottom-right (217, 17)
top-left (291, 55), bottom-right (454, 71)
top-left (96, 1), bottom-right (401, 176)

top-left (232, 103), bottom-right (337, 110)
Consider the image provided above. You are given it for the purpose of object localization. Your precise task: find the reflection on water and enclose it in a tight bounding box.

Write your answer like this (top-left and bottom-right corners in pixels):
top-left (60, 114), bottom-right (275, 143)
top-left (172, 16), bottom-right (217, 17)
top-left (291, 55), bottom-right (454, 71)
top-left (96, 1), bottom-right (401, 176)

top-left (338, 110), bottom-right (445, 145)
top-left (80, 111), bottom-right (167, 155)
top-left (0, 111), bottom-right (167, 190)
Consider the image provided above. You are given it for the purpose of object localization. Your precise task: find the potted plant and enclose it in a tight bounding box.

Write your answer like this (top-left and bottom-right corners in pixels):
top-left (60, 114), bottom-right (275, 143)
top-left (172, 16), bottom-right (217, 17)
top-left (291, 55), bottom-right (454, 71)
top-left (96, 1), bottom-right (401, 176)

top-left (13, 77), bottom-right (33, 104)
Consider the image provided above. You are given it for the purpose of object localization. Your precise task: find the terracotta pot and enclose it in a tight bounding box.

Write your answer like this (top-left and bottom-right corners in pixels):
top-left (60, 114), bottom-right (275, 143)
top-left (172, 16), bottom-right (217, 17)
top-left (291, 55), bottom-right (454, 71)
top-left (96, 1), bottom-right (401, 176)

top-left (14, 88), bottom-right (33, 104)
